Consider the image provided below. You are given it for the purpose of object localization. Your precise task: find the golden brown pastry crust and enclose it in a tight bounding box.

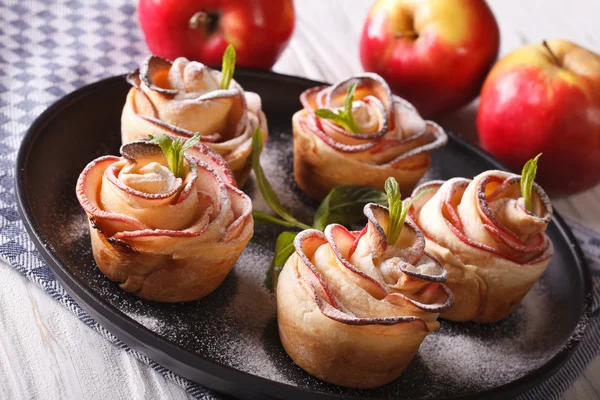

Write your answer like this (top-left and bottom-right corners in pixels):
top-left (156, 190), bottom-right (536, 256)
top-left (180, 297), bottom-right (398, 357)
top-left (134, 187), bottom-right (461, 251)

top-left (277, 204), bottom-right (453, 388)
top-left (409, 171), bottom-right (553, 323)
top-left (76, 141), bottom-right (253, 302)
top-left (292, 74), bottom-right (447, 200)
top-left (121, 55), bottom-right (268, 187)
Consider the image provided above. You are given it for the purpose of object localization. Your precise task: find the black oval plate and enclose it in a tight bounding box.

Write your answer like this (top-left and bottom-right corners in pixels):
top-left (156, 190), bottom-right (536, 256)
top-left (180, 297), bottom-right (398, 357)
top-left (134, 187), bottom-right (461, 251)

top-left (16, 70), bottom-right (592, 400)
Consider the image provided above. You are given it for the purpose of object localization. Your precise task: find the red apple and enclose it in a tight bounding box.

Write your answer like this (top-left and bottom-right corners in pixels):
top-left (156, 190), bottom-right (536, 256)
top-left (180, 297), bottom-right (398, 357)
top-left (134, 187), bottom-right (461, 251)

top-left (138, 0), bottom-right (295, 69)
top-left (477, 40), bottom-right (600, 195)
top-left (359, 0), bottom-right (500, 117)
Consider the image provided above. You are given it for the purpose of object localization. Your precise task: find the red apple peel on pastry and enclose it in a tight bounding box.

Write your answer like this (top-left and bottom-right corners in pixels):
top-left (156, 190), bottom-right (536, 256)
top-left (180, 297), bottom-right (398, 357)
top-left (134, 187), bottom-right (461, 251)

top-left (121, 45), bottom-right (268, 187)
top-left (276, 177), bottom-right (453, 388)
top-left (292, 73), bottom-right (447, 200)
top-left (76, 134), bottom-right (253, 302)
top-left (409, 155), bottom-right (553, 322)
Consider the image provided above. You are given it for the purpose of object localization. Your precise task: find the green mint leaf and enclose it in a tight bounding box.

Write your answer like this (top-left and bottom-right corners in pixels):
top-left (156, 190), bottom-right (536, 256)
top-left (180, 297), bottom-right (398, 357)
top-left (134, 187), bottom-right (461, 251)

top-left (172, 137), bottom-right (184, 177)
top-left (220, 44), bottom-right (236, 90)
top-left (314, 82), bottom-right (360, 133)
top-left (251, 128), bottom-right (311, 230)
top-left (340, 82), bottom-right (360, 133)
top-left (265, 231), bottom-right (298, 292)
top-left (250, 128), bottom-right (291, 220)
top-left (314, 109), bottom-right (344, 122)
top-left (175, 133), bottom-right (201, 176)
top-left (398, 188), bottom-right (431, 234)
top-left (150, 134), bottom-right (180, 177)
top-left (521, 153), bottom-right (542, 212)
top-left (384, 178), bottom-right (431, 245)
top-left (181, 133), bottom-right (201, 152)
top-left (313, 185), bottom-right (387, 231)
top-left (384, 177), bottom-right (404, 244)
top-left (313, 109), bottom-right (358, 133)
top-left (345, 114), bottom-right (360, 134)
top-left (252, 211), bottom-right (307, 229)
top-left (149, 134), bottom-right (200, 178)
top-left (344, 82), bottom-right (356, 116)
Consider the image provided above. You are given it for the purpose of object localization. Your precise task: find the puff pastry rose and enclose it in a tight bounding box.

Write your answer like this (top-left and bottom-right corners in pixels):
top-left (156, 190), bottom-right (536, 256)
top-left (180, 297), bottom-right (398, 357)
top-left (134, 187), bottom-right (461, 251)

top-left (292, 73), bottom-right (447, 200)
top-left (410, 170), bottom-right (553, 323)
top-left (75, 140), bottom-right (253, 302)
top-left (277, 203), bottom-right (453, 388)
top-left (121, 55), bottom-right (268, 187)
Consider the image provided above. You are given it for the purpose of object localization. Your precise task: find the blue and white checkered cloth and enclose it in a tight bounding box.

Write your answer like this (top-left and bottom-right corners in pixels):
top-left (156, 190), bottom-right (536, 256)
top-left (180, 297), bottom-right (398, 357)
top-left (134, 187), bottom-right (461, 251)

top-left (0, 1), bottom-right (598, 399)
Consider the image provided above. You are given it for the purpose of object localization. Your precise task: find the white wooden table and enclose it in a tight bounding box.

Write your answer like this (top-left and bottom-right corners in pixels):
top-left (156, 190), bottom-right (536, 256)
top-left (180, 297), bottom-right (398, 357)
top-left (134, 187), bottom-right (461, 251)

top-left (2, 1), bottom-right (599, 399)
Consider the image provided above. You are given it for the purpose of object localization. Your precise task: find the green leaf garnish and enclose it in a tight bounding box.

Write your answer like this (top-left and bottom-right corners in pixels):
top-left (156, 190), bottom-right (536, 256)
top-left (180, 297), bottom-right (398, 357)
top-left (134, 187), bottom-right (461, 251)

top-left (220, 44), bottom-right (236, 90)
top-left (251, 127), bottom-right (314, 292)
top-left (384, 177), bottom-right (430, 245)
top-left (314, 82), bottom-right (361, 133)
top-left (385, 178), bottom-right (403, 245)
top-left (520, 153), bottom-right (542, 212)
top-left (313, 185), bottom-right (387, 231)
top-left (149, 133), bottom-right (201, 178)
top-left (264, 231), bottom-right (298, 292)
top-left (253, 126), bottom-right (405, 291)
top-left (253, 211), bottom-right (309, 229)
top-left (251, 127), bottom-right (311, 230)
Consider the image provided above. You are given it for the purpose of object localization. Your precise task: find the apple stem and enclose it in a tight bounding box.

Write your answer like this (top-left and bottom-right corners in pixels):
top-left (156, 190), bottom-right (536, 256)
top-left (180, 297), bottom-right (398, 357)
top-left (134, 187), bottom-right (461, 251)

top-left (542, 40), bottom-right (561, 66)
top-left (395, 31), bottom-right (418, 39)
top-left (189, 11), bottom-right (209, 30)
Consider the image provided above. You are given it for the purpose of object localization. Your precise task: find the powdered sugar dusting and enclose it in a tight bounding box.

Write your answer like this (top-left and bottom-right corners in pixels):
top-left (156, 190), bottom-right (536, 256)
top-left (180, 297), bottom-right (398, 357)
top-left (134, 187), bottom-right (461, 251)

top-left (58, 211), bottom-right (90, 245)
top-left (54, 127), bottom-right (583, 399)
top-left (214, 242), bottom-right (287, 381)
top-left (416, 280), bottom-right (561, 396)
top-left (101, 144), bottom-right (567, 397)
top-left (117, 235), bottom-right (291, 385)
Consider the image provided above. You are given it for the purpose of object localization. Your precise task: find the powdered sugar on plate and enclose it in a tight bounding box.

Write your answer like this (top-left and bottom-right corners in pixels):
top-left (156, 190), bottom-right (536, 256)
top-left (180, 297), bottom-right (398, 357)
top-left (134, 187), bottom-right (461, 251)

top-left (54, 128), bottom-right (580, 399)
top-left (416, 280), bottom-right (561, 396)
top-left (118, 234), bottom-right (293, 385)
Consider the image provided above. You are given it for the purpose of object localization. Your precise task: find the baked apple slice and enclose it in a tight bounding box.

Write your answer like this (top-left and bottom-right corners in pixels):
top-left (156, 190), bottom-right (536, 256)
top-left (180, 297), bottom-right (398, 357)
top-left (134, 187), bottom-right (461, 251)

top-left (121, 47), bottom-right (268, 187)
top-left (409, 157), bottom-right (553, 322)
top-left (277, 181), bottom-right (453, 388)
top-left (76, 137), bottom-right (253, 302)
top-left (292, 73), bottom-right (447, 200)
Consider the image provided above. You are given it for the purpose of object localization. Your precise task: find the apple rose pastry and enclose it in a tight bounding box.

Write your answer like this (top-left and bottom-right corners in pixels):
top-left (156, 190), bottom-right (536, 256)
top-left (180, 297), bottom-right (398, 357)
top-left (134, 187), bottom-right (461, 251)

top-left (121, 51), bottom-right (268, 187)
top-left (277, 201), bottom-right (453, 388)
top-left (292, 73), bottom-right (447, 200)
top-left (410, 164), bottom-right (553, 323)
top-left (75, 139), bottom-right (253, 302)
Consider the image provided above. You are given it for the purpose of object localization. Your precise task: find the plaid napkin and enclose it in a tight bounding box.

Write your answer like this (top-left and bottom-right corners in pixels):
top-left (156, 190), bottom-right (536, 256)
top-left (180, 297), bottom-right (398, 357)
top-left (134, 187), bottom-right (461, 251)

top-left (1, 1), bottom-right (598, 399)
